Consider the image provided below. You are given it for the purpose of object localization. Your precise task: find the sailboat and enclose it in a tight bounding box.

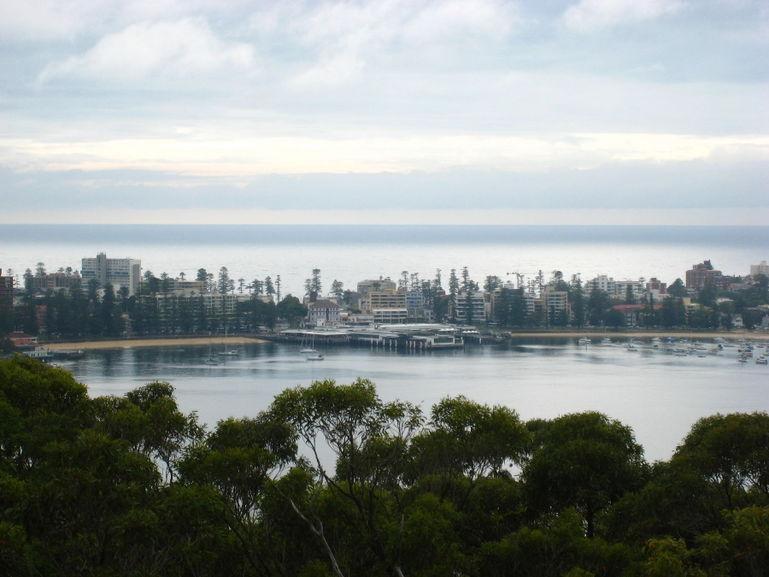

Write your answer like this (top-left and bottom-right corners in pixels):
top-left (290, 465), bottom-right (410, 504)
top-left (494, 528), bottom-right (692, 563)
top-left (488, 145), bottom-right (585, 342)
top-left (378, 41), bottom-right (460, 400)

top-left (218, 326), bottom-right (240, 356)
top-left (300, 332), bottom-right (318, 354)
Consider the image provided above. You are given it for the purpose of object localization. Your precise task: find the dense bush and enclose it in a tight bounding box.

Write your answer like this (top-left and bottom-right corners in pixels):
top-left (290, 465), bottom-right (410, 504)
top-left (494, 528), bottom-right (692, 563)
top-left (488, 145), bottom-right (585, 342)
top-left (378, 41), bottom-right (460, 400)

top-left (1, 356), bottom-right (767, 577)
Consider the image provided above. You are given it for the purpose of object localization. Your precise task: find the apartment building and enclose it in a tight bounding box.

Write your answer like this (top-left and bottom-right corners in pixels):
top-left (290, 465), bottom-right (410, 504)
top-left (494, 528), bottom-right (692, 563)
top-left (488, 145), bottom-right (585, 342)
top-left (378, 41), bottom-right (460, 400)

top-left (81, 253), bottom-right (142, 296)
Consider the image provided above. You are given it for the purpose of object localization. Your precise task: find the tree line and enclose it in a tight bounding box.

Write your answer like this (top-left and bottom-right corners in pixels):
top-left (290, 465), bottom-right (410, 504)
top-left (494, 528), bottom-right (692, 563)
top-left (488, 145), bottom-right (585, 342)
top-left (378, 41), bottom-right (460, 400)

top-left (1, 356), bottom-right (768, 577)
top-left (4, 273), bottom-right (308, 340)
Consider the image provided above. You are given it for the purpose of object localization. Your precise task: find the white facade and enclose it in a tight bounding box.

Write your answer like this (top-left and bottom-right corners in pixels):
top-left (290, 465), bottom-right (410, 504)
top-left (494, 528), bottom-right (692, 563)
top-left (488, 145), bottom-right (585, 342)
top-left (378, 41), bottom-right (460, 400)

top-left (586, 275), bottom-right (615, 295)
top-left (308, 299), bottom-right (341, 326)
top-left (81, 253), bottom-right (141, 296)
top-left (454, 291), bottom-right (486, 323)
top-left (373, 308), bottom-right (408, 324)
top-left (613, 280), bottom-right (645, 302)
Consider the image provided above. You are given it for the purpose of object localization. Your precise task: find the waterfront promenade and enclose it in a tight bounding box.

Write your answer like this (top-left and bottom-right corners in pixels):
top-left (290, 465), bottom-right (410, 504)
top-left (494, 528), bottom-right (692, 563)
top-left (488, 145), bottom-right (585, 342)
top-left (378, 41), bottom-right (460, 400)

top-left (44, 336), bottom-right (266, 351)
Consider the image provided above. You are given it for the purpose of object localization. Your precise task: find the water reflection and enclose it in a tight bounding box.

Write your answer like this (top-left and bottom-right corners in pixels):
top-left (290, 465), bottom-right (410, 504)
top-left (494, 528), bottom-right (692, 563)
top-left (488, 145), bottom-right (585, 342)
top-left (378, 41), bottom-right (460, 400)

top-left (60, 339), bottom-right (769, 461)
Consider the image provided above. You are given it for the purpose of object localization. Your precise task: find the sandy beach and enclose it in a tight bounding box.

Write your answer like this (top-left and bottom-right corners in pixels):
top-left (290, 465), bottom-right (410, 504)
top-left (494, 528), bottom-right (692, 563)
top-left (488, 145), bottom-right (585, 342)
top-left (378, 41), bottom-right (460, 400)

top-left (45, 336), bottom-right (267, 351)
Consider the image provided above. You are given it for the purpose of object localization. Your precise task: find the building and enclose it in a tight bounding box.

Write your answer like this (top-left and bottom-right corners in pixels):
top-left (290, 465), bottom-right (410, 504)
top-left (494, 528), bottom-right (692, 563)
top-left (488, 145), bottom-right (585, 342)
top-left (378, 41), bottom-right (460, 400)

top-left (454, 291), bottom-right (486, 324)
top-left (541, 288), bottom-right (570, 323)
top-left (28, 270), bottom-right (82, 294)
top-left (81, 253), bottom-right (141, 296)
top-left (751, 261), bottom-right (769, 278)
top-left (685, 260), bottom-right (723, 291)
top-left (152, 292), bottom-right (249, 333)
top-left (357, 278), bottom-right (397, 297)
top-left (613, 280), bottom-right (646, 303)
top-left (611, 303), bottom-right (662, 326)
top-left (0, 269), bottom-right (13, 310)
top-left (646, 278), bottom-right (667, 300)
top-left (308, 299), bottom-right (341, 327)
top-left (405, 289), bottom-right (433, 322)
top-left (373, 308), bottom-right (408, 324)
top-left (586, 275), bottom-right (615, 295)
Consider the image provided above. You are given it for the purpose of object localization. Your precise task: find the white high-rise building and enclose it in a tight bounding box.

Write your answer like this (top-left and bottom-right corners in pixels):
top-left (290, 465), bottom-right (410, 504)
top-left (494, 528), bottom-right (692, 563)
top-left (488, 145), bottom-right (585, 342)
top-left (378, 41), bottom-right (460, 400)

top-left (81, 253), bottom-right (141, 296)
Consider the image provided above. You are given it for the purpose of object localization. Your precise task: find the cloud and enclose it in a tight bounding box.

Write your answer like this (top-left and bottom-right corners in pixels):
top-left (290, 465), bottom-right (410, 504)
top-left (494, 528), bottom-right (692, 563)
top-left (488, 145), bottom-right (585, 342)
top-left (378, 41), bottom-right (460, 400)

top-left (562, 0), bottom-right (685, 32)
top-left (280, 0), bottom-right (519, 86)
top-left (3, 132), bottom-right (768, 176)
top-left (38, 18), bottom-right (254, 83)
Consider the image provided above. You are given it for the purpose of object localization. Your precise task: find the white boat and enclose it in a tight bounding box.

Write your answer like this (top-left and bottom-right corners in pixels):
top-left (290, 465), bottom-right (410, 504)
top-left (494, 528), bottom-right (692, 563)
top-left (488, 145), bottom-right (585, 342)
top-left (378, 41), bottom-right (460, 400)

top-left (306, 354), bottom-right (324, 361)
top-left (756, 356), bottom-right (768, 365)
top-left (204, 357), bottom-right (220, 366)
top-left (300, 348), bottom-right (318, 354)
top-left (626, 343), bottom-right (638, 352)
top-left (601, 337), bottom-right (612, 345)
top-left (218, 349), bottom-right (240, 356)
top-left (738, 357), bottom-right (748, 363)
top-left (578, 337), bottom-right (591, 345)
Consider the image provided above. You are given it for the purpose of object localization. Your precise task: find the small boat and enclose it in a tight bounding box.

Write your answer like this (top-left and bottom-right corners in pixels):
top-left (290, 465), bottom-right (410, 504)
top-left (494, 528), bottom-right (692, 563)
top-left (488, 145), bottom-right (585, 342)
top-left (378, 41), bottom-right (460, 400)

top-left (204, 356), bottom-right (220, 366)
top-left (218, 349), bottom-right (240, 356)
top-left (306, 354), bottom-right (324, 361)
top-left (626, 343), bottom-right (638, 352)
top-left (756, 356), bottom-right (768, 365)
top-left (601, 338), bottom-right (612, 345)
top-left (300, 348), bottom-right (318, 354)
top-left (738, 357), bottom-right (748, 364)
top-left (578, 337), bottom-right (591, 345)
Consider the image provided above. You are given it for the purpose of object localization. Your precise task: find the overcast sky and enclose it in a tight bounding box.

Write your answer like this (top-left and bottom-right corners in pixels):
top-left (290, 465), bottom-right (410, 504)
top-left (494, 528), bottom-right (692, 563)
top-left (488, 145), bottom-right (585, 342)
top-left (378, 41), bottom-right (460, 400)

top-left (1, 0), bottom-right (768, 224)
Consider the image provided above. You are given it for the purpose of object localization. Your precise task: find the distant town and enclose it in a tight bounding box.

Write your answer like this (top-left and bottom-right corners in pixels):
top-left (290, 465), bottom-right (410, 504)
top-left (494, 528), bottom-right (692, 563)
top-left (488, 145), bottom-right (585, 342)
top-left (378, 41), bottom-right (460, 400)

top-left (1, 253), bottom-right (769, 352)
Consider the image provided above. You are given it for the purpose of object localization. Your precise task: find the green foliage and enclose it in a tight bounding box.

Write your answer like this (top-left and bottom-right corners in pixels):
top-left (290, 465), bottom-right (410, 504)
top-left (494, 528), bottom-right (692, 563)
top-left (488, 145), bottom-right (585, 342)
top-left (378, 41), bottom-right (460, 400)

top-left (2, 359), bottom-right (769, 577)
top-left (523, 412), bottom-right (646, 538)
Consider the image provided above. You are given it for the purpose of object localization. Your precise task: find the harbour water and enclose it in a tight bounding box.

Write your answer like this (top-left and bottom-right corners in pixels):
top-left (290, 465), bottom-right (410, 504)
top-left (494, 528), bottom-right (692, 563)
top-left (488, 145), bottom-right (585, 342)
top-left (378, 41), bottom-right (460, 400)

top-left (2, 225), bottom-right (769, 296)
top-left (60, 338), bottom-right (769, 462)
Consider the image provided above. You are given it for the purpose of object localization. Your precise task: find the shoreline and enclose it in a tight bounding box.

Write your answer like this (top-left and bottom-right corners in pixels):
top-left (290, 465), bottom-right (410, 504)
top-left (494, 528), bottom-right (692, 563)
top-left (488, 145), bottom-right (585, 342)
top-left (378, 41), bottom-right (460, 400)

top-left (502, 330), bottom-right (769, 340)
top-left (44, 336), bottom-right (267, 351)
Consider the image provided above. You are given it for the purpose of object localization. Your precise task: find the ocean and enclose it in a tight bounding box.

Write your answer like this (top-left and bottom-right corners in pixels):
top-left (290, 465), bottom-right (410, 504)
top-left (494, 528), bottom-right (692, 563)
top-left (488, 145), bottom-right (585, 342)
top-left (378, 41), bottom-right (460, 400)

top-left (1, 225), bottom-right (767, 295)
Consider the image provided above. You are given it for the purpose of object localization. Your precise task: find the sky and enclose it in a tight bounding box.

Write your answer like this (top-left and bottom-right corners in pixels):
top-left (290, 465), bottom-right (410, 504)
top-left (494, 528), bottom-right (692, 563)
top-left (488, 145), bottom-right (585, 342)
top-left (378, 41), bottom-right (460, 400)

top-left (1, 0), bottom-right (768, 224)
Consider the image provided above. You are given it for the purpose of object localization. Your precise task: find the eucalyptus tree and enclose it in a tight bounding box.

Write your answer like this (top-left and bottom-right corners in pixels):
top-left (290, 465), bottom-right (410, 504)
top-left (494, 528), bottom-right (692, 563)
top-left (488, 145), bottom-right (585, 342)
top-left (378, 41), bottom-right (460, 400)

top-left (270, 379), bottom-right (424, 577)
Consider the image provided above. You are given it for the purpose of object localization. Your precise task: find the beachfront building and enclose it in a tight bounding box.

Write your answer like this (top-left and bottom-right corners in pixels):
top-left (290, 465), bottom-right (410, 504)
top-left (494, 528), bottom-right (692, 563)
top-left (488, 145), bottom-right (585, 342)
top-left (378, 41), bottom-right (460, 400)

top-left (151, 292), bottom-right (249, 333)
top-left (373, 308), bottom-right (408, 324)
top-left (541, 287), bottom-right (570, 324)
top-left (751, 261), bottom-right (769, 278)
top-left (81, 253), bottom-right (142, 296)
top-left (357, 285), bottom-right (408, 324)
top-left (454, 291), bottom-right (486, 324)
top-left (307, 299), bottom-right (341, 327)
top-left (405, 289), bottom-right (433, 322)
top-left (685, 260), bottom-right (724, 291)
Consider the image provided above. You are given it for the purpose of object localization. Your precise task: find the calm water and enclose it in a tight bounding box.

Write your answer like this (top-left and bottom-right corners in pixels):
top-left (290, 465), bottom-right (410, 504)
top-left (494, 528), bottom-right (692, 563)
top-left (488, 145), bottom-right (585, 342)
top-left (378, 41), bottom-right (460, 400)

top-left (60, 339), bottom-right (769, 462)
top-left (2, 225), bottom-right (768, 295)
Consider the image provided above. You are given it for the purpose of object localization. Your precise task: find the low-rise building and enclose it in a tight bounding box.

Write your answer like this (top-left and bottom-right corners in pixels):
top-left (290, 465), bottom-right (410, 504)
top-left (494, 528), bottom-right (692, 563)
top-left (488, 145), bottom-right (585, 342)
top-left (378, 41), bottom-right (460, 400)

top-left (308, 299), bottom-right (341, 327)
top-left (373, 308), bottom-right (409, 324)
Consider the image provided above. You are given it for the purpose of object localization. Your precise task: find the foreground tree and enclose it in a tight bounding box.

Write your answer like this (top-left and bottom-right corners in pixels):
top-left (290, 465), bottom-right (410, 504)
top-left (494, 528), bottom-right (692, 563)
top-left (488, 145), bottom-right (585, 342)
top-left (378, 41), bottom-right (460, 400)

top-left (523, 412), bottom-right (646, 537)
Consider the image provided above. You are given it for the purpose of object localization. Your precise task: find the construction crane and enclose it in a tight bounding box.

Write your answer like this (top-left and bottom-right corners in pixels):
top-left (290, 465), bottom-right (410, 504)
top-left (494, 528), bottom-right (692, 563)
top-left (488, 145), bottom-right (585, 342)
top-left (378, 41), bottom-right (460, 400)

top-left (506, 272), bottom-right (525, 289)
